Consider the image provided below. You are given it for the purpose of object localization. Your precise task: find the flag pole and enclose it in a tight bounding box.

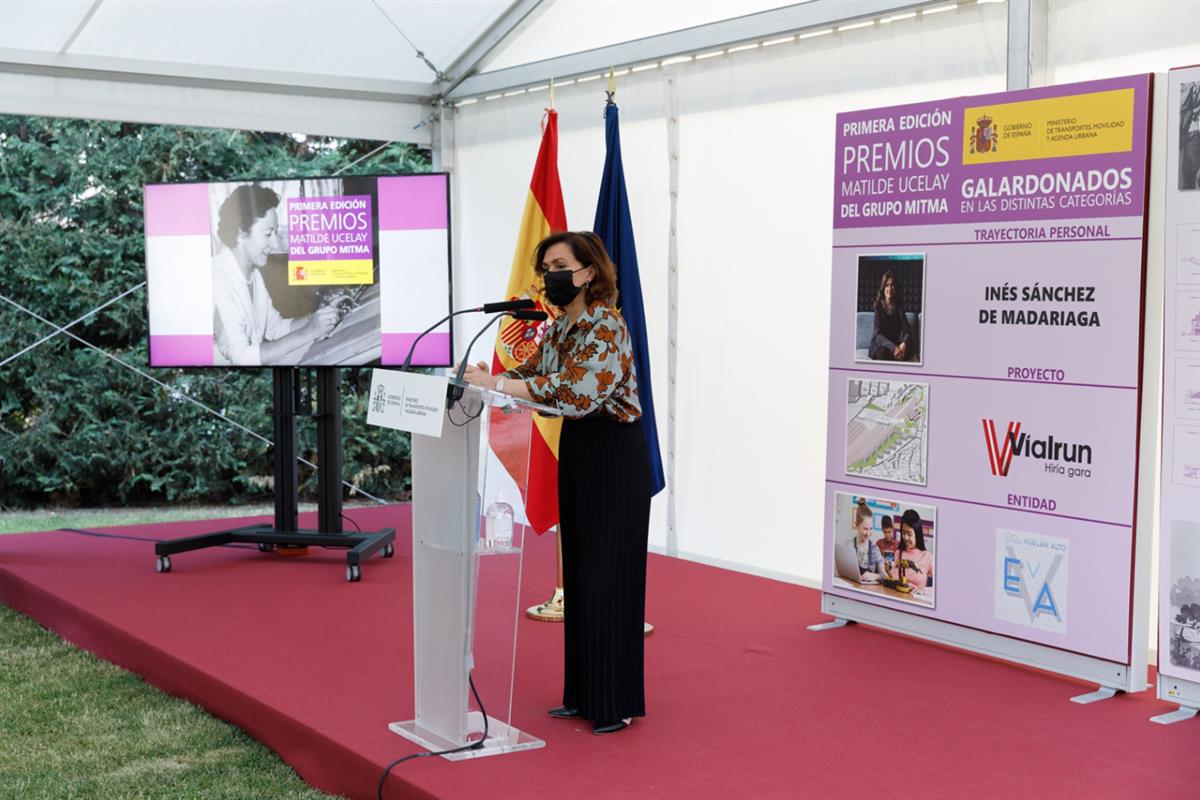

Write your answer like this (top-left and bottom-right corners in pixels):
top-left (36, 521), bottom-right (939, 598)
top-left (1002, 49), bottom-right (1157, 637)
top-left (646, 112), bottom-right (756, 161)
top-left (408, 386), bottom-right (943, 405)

top-left (536, 74), bottom-right (567, 623)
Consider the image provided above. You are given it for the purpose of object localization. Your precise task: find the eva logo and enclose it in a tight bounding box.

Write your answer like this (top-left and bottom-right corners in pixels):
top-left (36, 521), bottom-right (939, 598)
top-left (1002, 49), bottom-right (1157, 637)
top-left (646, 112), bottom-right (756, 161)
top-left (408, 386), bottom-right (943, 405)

top-left (970, 114), bottom-right (999, 154)
top-left (994, 529), bottom-right (1068, 634)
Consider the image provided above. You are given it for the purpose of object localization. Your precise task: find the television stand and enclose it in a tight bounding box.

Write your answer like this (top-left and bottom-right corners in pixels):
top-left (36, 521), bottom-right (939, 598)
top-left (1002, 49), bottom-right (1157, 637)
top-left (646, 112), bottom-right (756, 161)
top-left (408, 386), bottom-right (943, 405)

top-left (154, 367), bottom-right (395, 582)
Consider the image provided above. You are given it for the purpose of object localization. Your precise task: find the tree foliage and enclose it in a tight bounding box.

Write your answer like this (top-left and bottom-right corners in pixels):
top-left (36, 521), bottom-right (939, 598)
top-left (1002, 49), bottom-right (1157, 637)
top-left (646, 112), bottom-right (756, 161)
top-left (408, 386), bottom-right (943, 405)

top-left (0, 117), bottom-right (428, 508)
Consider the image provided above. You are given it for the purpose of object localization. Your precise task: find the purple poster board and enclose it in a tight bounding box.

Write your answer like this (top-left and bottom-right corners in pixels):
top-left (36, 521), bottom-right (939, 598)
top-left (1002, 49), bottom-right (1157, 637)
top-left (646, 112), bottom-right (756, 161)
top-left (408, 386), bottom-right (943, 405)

top-left (822, 75), bottom-right (1153, 670)
top-left (1158, 65), bottom-right (1200, 709)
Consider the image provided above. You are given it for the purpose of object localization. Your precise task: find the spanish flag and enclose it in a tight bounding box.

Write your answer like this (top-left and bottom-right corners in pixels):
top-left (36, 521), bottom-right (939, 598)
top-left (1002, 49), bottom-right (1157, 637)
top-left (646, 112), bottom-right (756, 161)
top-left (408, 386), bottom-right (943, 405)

top-left (490, 110), bottom-right (567, 533)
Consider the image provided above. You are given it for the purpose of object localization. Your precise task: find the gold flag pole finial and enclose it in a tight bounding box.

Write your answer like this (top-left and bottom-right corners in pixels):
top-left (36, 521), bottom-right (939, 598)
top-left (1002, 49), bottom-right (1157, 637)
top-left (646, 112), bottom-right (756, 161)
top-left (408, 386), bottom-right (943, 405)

top-left (549, 77), bottom-right (556, 110)
top-left (606, 67), bottom-right (616, 106)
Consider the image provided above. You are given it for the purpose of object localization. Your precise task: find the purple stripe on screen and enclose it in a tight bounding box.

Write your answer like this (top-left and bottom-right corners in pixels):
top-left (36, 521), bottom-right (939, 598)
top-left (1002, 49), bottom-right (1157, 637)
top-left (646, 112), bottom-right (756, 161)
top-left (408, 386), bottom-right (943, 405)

top-left (377, 176), bottom-right (448, 231)
top-left (382, 332), bottom-right (450, 366)
top-left (144, 184), bottom-right (211, 237)
top-left (149, 335), bottom-right (213, 366)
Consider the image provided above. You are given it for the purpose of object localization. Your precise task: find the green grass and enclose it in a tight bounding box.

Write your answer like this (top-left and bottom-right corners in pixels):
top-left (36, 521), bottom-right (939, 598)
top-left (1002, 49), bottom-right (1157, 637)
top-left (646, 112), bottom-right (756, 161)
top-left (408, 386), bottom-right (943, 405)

top-left (0, 506), bottom-right (346, 798)
top-left (0, 503), bottom-right (299, 535)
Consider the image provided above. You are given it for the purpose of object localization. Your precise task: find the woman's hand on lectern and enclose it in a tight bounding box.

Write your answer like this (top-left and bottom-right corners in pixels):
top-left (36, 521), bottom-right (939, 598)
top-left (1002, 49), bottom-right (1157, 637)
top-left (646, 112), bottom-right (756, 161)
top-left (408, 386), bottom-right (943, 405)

top-left (462, 361), bottom-right (496, 389)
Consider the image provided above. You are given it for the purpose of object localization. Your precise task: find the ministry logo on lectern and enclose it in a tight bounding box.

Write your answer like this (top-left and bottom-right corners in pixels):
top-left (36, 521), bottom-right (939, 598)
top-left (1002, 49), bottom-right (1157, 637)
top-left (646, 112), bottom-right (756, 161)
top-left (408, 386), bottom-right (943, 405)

top-left (970, 114), bottom-right (999, 154)
top-left (371, 384), bottom-right (388, 415)
top-left (994, 529), bottom-right (1069, 634)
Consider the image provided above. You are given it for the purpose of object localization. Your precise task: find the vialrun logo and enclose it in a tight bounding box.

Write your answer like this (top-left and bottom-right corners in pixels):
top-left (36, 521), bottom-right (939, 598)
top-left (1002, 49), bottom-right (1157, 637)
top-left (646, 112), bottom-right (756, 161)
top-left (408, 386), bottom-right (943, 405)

top-left (981, 419), bottom-right (1093, 477)
top-left (982, 419), bottom-right (1021, 476)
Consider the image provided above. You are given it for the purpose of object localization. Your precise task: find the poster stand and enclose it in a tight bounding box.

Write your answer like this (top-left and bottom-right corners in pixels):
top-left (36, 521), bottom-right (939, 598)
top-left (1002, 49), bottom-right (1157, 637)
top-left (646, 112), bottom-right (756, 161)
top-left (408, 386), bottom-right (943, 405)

top-left (806, 618), bottom-right (851, 632)
top-left (816, 595), bottom-right (1143, 696)
top-left (1153, 65), bottom-right (1200, 724)
top-left (818, 75), bottom-right (1157, 702)
top-left (152, 367), bottom-right (395, 580)
top-left (1150, 705), bottom-right (1199, 725)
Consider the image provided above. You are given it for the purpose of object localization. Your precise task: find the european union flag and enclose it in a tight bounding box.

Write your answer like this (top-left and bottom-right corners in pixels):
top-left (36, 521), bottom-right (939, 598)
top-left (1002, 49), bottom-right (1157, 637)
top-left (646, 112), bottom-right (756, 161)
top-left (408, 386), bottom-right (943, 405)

top-left (593, 101), bottom-right (666, 496)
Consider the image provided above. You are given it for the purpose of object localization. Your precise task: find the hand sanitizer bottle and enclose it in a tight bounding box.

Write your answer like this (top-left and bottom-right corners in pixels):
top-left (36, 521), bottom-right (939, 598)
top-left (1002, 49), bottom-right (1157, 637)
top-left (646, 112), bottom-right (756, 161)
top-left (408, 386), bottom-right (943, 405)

top-left (484, 494), bottom-right (515, 549)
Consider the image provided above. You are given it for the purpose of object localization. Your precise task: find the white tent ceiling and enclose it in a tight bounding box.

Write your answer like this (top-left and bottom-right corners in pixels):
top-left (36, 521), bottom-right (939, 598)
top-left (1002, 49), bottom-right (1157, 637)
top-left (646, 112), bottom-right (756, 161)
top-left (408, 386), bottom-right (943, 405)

top-left (0, 0), bottom-right (919, 143)
top-left (0, 0), bottom-right (520, 142)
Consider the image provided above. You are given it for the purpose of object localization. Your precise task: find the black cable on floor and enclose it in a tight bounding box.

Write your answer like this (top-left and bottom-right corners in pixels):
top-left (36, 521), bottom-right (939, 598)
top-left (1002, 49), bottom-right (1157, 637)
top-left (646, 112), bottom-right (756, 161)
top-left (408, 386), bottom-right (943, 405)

top-left (377, 674), bottom-right (489, 800)
top-left (56, 528), bottom-right (259, 549)
top-left (58, 527), bottom-right (164, 543)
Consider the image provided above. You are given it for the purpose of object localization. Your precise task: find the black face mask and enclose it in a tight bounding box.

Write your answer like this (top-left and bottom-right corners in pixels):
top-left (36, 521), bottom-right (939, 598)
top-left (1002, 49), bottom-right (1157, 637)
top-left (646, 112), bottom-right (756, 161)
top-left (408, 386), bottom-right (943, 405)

top-left (543, 269), bottom-right (584, 307)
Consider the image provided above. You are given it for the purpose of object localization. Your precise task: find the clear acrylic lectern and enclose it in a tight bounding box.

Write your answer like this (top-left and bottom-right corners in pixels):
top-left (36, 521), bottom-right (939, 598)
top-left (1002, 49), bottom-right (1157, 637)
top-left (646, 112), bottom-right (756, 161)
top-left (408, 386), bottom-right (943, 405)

top-left (389, 380), bottom-right (560, 760)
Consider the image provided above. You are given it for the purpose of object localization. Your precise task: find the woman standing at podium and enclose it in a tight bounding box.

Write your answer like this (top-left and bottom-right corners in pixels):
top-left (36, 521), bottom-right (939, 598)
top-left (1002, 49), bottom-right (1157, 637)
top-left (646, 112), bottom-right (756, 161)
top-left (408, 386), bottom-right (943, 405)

top-left (463, 231), bottom-right (651, 735)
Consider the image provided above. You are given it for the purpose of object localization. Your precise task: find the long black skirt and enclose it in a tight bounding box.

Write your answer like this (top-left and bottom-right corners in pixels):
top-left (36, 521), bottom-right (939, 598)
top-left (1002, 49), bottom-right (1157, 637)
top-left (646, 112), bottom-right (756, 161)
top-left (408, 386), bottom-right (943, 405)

top-left (558, 415), bottom-right (652, 722)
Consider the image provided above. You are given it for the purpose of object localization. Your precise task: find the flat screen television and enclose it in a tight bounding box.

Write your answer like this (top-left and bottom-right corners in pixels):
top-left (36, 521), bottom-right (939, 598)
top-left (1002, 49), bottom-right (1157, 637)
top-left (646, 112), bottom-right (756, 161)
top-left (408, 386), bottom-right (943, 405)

top-left (142, 173), bottom-right (452, 367)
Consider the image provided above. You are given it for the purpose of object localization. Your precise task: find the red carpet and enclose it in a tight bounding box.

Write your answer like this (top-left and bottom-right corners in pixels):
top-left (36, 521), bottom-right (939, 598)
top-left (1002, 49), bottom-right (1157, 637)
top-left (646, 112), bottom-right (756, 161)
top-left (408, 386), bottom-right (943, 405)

top-left (0, 505), bottom-right (1194, 799)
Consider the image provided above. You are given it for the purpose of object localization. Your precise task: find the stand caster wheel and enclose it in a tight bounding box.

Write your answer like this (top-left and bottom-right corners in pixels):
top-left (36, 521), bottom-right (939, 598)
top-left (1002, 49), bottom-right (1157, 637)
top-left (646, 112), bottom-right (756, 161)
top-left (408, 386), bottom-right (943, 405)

top-left (258, 543), bottom-right (276, 553)
top-left (156, 556), bottom-right (172, 573)
top-left (346, 564), bottom-right (361, 582)
top-left (381, 543), bottom-right (395, 558)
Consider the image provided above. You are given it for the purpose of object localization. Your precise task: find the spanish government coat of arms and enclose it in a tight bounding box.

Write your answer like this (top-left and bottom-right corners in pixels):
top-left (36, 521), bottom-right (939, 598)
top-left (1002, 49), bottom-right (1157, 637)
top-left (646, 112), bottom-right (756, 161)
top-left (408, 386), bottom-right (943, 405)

top-left (970, 114), bottom-right (999, 154)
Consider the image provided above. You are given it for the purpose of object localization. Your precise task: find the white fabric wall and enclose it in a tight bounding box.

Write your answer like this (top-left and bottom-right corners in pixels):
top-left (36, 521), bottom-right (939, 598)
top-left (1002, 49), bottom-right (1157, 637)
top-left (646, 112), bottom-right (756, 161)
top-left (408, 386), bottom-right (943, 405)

top-left (670, 5), bottom-right (1005, 583)
top-left (450, 1), bottom-right (1006, 586)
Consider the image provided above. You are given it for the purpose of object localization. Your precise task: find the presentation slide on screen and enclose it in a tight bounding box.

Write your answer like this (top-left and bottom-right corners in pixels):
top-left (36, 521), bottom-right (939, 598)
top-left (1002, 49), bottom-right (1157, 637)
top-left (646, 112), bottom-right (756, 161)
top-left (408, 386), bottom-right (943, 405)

top-left (822, 75), bottom-right (1152, 664)
top-left (1160, 66), bottom-right (1200, 688)
top-left (143, 174), bottom-right (450, 367)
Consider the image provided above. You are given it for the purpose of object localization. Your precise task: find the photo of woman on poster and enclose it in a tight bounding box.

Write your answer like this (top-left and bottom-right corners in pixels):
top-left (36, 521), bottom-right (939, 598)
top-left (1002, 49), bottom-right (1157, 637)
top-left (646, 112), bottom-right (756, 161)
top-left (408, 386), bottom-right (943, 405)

top-left (869, 270), bottom-right (913, 362)
top-left (211, 183), bottom-right (338, 365)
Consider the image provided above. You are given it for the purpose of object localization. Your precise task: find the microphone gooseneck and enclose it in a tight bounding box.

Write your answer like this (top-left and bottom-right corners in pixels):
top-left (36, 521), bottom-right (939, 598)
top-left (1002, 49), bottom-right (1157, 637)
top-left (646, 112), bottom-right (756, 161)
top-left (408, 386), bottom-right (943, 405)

top-left (402, 300), bottom-right (538, 370)
top-left (401, 309), bottom-right (473, 372)
top-left (448, 313), bottom-right (507, 404)
top-left (446, 309), bottom-right (547, 403)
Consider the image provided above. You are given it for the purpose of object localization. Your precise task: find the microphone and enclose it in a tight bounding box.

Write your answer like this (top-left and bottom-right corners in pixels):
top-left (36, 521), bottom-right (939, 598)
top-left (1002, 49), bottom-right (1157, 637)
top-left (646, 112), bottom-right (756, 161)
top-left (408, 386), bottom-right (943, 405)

top-left (448, 314), bottom-right (507, 404)
top-left (447, 308), bottom-right (544, 404)
top-left (481, 298), bottom-right (536, 313)
top-left (401, 300), bottom-right (537, 370)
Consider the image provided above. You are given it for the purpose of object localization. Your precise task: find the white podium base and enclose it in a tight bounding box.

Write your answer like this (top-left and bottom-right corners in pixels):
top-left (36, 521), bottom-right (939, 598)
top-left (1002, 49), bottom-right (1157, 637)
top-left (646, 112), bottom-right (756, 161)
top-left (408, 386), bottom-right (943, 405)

top-left (389, 711), bottom-right (545, 761)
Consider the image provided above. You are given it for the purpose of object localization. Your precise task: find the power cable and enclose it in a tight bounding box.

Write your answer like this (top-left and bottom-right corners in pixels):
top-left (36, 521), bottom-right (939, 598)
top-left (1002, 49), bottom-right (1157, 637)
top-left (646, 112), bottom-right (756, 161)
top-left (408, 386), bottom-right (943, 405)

top-left (56, 528), bottom-right (258, 549)
top-left (377, 674), bottom-right (489, 800)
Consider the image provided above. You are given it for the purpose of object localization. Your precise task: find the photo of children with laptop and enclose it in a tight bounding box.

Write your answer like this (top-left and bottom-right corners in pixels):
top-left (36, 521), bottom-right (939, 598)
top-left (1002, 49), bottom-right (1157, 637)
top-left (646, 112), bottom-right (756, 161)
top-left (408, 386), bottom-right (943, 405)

top-left (831, 492), bottom-right (937, 608)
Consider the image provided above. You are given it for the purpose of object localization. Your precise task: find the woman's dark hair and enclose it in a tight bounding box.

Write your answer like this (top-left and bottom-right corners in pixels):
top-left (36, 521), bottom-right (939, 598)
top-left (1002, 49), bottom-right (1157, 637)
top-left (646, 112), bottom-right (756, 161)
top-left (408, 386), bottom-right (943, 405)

top-left (873, 270), bottom-right (901, 312)
top-left (216, 184), bottom-right (280, 248)
top-left (533, 231), bottom-right (619, 306)
top-left (899, 509), bottom-right (926, 552)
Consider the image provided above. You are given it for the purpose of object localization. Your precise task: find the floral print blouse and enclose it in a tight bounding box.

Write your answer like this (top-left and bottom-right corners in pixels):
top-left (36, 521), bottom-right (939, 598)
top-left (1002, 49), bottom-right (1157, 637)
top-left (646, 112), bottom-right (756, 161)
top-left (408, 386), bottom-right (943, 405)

top-left (502, 300), bottom-right (642, 422)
